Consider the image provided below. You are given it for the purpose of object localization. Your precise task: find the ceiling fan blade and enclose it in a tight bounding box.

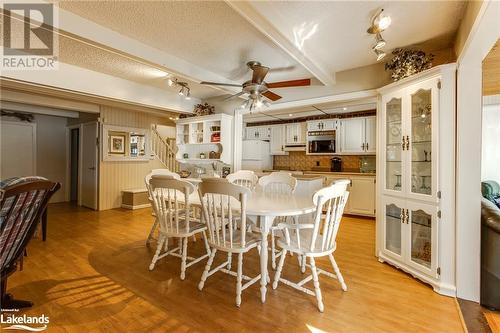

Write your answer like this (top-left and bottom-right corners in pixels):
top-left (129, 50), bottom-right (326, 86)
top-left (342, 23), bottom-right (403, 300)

top-left (262, 90), bottom-right (282, 101)
top-left (200, 81), bottom-right (242, 87)
top-left (269, 65), bottom-right (296, 73)
top-left (252, 65), bottom-right (270, 84)
top-left (266, 78), bottom-right (311, 88)
top-left (223, 91), bottom-right (245, 100)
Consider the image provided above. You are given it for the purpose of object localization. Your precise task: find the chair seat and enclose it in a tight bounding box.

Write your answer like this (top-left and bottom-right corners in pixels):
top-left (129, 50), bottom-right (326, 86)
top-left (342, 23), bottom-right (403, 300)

top-left (161, 220), bottom-right (206, 237)
top-left (276, 229), bottom-right (336, 256)
top-left (210, 230), bottom-right (261, 252)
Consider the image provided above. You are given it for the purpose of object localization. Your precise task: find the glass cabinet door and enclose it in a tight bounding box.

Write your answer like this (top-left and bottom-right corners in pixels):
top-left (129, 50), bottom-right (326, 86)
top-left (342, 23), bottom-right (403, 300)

top-left (406, 202), bottom-right (437, 276)
top-left (385, 97), bottom-right (403, 193)
top-left (407, 79), bottom-right (437, 200)
top-left (382, 198), bottom-right (405, 259)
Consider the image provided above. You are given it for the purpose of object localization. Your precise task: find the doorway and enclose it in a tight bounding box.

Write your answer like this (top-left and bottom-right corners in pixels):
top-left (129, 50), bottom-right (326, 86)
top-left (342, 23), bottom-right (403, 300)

top-left (70, 127), bottom-right (79, 202)
top-left (67, 122), bottom-right (99, 210)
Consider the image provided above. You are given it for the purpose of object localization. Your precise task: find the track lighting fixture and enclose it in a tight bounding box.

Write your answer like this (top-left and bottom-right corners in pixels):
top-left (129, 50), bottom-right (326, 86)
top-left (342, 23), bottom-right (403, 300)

top-left (367, 9), bottom-right (391, 34)
top-left (167, 77), bottom-right (191, 100)
top-left (372, 33), bottom-right (386, 50)
top-left (367, 9), bottom-right (391, 61)
top-left (374, 49), bottom-right (386, 61)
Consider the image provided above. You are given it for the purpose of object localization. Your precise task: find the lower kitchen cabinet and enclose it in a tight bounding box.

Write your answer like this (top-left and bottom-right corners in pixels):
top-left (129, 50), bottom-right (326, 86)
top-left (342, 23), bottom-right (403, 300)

top-left (349, 177), bottom-right (376, 216)
top-left (306, 172), bottom-right (376, 217)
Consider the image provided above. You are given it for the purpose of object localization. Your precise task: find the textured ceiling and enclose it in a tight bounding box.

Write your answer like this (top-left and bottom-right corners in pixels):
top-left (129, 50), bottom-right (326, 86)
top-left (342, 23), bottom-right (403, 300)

top-left (57, 1), bottom-right (312, 83)
top-left (57, 34), bottom-right (220, 99)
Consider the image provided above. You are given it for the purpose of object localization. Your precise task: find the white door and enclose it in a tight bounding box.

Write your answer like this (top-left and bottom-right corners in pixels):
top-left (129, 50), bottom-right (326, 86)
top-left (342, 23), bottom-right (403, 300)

top-left (0, 121), bottom-right (36, 179)
top-left (296, 122), bottom-right (307, 144)
top-left (349, 177), bottom-right (376, 215)
top-left (81, 122), bottom-right (99, 210)
top-left (405, 78), bottom-right (439, 203)
top-left (405, 200), bottom-right (438, 277)
top-left (270, 125), bottom-right (285, 155)
top-left (364, 116), bottom-right (377, 153)
top-left (380, 196), bottom-right (406, 261)
top-left (340, 118), bottom-right (366, 153)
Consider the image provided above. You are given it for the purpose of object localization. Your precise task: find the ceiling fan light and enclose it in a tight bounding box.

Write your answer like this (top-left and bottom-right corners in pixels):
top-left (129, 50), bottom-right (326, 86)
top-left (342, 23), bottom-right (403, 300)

top-left (167, 78), bottom-right (175, 87)
top-left (178, 87), bottom-right (184, 96)
top-left (374, 49), bottom-right (386, 61)
top-left (185, 89), bottom-right (191, 100)
top-left (373, 33), bottom-right (386, 50)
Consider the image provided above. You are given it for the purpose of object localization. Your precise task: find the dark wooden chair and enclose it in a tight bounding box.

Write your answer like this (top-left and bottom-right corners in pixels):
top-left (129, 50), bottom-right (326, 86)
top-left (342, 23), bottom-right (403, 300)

top-left (0, 177), bottom-right (60, 309)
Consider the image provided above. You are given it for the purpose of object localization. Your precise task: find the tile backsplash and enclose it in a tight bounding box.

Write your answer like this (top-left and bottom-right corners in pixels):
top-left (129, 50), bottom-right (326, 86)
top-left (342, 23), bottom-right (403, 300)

top-left (273, 151), bottom-right (375, 172)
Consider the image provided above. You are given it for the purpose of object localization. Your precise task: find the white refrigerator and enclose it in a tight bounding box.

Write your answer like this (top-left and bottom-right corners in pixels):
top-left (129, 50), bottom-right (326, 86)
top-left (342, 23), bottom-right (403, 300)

top-left (241, 140), bottom-right (273, 171)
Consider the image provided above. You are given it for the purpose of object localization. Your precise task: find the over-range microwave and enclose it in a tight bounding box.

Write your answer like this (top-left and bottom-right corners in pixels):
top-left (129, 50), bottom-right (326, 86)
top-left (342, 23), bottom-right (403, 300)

top-left (307, 130), bottom-right (336, 154)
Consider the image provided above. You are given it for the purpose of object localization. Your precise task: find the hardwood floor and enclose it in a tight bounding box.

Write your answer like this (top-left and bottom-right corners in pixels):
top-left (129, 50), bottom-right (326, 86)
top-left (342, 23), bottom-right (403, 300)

top-left (485, 309), bottom-right (500, 333)
top-left (3, 203), bottom-right (464, 332)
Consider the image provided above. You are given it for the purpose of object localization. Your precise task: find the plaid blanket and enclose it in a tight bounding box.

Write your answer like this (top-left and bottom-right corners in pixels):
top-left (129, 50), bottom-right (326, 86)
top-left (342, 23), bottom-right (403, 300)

top-left (0, 176), bottom-right (48, 272)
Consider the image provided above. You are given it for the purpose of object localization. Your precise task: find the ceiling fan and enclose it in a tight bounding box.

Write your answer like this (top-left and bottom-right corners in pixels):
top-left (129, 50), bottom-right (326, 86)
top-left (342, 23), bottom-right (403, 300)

top-left (200, 61), bottom-right (311, 110)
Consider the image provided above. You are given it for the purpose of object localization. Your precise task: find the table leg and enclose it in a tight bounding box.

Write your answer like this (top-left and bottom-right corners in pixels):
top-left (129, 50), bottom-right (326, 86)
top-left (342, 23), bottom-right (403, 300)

top-left (259, 215), bottom-right (272, 303)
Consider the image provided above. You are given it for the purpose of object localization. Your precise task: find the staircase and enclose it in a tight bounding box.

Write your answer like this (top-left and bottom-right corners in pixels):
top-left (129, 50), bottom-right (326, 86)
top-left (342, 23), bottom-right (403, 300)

top-left (151, 126), bottom-right (179, 172)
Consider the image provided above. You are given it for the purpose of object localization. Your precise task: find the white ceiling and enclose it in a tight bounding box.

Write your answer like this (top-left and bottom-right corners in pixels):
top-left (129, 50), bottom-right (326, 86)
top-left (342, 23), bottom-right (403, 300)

top-left (248, 1), bottom-right (466, 73)
top-left (46, 1), bottom-right (467, 106)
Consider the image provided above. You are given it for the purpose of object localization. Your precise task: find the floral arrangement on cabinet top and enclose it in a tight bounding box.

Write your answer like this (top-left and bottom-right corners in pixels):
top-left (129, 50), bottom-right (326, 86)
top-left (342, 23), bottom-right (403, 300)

top-left (385, 48), bottom-right (434, 82)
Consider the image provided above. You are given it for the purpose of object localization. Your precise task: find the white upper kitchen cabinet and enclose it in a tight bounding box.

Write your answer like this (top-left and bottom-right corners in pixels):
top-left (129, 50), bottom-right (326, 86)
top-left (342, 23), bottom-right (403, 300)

top-left (307, 119), bottom-right (336, 131)
top-left (285, 122), bottom-right (306, 144)
top-left (339, 118), bottom-right (366, 153)
top-left (365, 116), bottom-right (377, 153)
top-left (269, 125), bottom-right (287, 155)
top-left (246, 125), bottom-right (270, 140)
top-left (339, 117), bottom-right (377, 154)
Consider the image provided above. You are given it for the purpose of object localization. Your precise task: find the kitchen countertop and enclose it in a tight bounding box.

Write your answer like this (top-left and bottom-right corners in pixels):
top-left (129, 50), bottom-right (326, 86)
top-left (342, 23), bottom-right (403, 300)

top-left (304, 171), bottom-right (376, 177)
top-left (262, 170), bottom-right (376, 177)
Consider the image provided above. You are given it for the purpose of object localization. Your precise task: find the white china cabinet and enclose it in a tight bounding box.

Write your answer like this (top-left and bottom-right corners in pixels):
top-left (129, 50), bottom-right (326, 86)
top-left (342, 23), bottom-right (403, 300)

top-left (376, 64), bottom-right (456, 296)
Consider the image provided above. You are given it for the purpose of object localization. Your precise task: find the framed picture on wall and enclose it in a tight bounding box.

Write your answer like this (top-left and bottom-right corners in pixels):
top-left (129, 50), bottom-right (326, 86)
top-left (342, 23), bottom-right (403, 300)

top-left (109, 135), bottom-right (126, 154)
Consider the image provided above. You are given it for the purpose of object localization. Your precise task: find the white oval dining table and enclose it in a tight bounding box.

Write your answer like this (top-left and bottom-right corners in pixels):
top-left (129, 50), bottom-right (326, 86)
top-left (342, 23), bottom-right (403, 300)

top-left (184, 189), bottom-right (316, 303)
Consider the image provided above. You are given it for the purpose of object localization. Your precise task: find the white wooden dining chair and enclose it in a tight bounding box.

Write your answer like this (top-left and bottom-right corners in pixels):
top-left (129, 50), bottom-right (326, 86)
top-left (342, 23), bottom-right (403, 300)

top-left (258, 173), bottom-right (298, 269)
top-left (226, 170), bottom-right (258, 190)
top-left (144, 169), bottom-right (180, 245)
top-left (197, 181), bottom-right (262, 307)
top-left (148, 176), bottom-right (211, 280)
top-left (272, 181), bottom-right (349, 312)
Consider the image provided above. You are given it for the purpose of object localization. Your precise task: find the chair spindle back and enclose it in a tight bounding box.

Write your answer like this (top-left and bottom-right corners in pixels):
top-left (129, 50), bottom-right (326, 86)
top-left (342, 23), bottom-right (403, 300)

top-left (198, 181), bottom-right (251, 250)
top-left (150, 176), bottom-right (195, 235)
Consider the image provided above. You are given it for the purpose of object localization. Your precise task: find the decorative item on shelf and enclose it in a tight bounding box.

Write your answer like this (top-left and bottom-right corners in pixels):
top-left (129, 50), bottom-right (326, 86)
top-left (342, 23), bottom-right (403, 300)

top-left (178, 170), bottom-right (191, 178)
top-left (199, 152), bottom-right (206, 159)
top-left (209, 151), bottom-right (220, 159)
top-left (194, 103), bottom-right (215, 116)
top-left (183, 153), bottom-right (189, 159)
top-left (222, 165), bottom-right (231, 178)
top-left (385, 48), bottom-right (434, 81)
top-left (211, 132), bottom-right (220, 142)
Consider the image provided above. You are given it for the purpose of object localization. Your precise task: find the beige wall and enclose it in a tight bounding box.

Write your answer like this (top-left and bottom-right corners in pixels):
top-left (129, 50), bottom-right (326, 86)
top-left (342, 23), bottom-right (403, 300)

top-left (99, 106), bottom-right (174, 210)
top-left (455, 0), bottom-right (484, 58)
